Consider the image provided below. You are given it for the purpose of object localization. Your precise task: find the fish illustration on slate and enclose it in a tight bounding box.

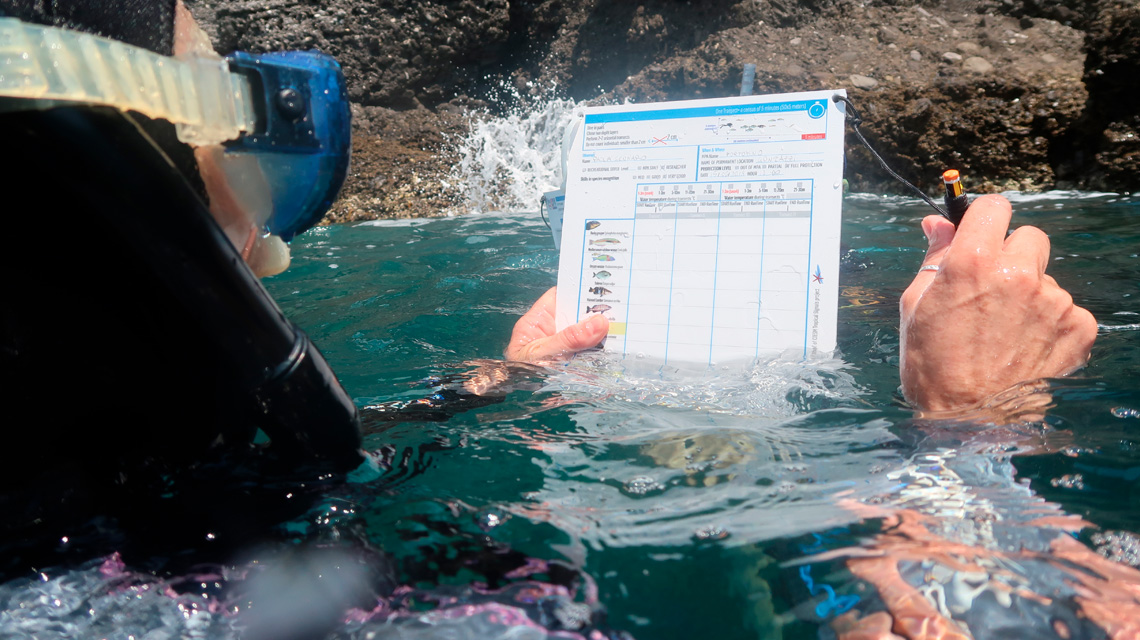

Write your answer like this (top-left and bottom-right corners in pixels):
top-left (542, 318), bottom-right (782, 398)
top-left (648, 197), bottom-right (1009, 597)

top-left (585, 304), bottom-right (612, 314)
top-left (590, 238), bottom-right (621, 246)
top-left (586, 221), bottom-right (601, 230)
top-left (592, 254), bottom-right (615, 262)
top-left (588, 286), bottom-right (612, 296)
top-left (593, 271), bottom-right (612, 279)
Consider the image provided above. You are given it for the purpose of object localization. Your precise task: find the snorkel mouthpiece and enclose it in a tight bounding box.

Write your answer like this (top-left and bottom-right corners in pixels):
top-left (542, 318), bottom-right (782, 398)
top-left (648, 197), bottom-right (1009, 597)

top-left (225, 51), bottom-right (352, 241)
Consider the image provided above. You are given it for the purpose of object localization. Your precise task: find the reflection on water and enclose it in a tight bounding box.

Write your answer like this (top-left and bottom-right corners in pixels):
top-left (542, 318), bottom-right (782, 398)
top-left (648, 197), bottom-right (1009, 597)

top-left (4, 193), bottom-right (1140, 639)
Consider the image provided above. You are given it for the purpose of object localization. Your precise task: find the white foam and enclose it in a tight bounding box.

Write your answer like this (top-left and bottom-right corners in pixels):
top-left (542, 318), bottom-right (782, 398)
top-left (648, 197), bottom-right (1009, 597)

top-left (355, 217), bottom-right (441, 228)
top-left (449, 93), bottom-right (585, 213)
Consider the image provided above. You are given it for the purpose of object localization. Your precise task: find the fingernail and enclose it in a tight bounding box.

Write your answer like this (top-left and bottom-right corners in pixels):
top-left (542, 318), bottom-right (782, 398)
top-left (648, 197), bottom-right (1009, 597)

top-left (924, 221), bottom-right (949, 247)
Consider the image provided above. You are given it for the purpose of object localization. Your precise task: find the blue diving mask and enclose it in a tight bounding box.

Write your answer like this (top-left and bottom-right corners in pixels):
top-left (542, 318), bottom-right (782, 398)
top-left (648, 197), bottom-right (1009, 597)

top-left (0, 18), bottom-right (351, 241)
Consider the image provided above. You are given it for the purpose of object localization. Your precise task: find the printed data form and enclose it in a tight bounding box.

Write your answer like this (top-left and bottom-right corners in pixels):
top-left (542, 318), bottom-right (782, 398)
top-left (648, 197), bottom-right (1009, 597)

top-left (555, 90), bottom-right (847, 365)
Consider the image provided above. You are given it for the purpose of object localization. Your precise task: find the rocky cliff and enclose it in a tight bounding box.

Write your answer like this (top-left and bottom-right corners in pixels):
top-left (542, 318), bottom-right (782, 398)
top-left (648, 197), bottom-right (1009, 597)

top-left (185, 0), bottom-right (1140, 220)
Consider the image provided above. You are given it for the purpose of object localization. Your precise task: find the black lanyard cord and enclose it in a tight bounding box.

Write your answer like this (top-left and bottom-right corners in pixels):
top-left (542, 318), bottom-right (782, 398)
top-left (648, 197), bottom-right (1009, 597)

top-left (832, 95), bottom-right (951, 220)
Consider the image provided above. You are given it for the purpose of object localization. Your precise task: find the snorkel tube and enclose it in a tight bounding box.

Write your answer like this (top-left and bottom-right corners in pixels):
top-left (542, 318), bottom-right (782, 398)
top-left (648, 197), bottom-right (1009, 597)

top-left (0, 13), bottom-right (363, 518)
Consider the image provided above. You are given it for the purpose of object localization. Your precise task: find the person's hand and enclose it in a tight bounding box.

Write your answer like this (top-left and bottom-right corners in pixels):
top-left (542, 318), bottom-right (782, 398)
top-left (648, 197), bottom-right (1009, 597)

top-left (899, 195), bottom-right (1097, 414)
top-left (505, 287), bottom-right (609, 362)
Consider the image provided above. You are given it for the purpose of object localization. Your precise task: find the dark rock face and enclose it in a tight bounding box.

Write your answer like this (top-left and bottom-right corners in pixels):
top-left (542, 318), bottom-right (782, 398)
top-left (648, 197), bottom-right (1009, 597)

top-left (609, 1), bottom-right (1090, 193)
top-left (1081, 0), bottom-right (1140, 190)
top-left (184, 0), bottom-right (1140, 220)
top-left (197, 0), bottom-right (512, 109)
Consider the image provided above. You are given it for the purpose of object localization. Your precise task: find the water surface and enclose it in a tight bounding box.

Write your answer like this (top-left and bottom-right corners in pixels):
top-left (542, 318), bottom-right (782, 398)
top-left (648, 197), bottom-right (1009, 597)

top-left (271, 191), bottom-right (1140, 637)
top-left (5, 192), bottom-right (1140, 639)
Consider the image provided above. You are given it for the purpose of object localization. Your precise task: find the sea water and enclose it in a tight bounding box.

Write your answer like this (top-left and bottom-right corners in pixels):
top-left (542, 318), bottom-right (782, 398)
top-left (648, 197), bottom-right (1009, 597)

top-left (3, 108), bottom-right (1140, 638)
top-left (267, 192), bottom-right (1140, 638)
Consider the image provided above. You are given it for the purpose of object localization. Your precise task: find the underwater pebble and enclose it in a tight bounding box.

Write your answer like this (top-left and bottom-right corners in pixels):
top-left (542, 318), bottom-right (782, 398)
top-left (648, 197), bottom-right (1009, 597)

top-left (910, 50), bottom-right (922, 61)
top-left (849, 74), bottom-right (878, 90)
top-left (1050, 474), bottom-right (1085, 490)
top-left (622, 476), bottom-right (665, 496)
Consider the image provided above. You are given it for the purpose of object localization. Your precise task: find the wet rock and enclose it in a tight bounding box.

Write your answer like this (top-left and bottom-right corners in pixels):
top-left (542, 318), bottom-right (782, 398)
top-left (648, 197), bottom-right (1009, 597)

top-left (182, 0), bottom-right (1140, 219)
top-left (963, 56), bottom-right (994, 73)
top-left (1073, 0), bottom-right (1140, 189)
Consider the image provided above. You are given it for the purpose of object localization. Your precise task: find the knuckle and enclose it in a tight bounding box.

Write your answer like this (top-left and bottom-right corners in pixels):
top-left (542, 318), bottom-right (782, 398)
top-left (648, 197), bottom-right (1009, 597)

top-left (1075, 306), bottom-right (1099, 337)
top-left (1014, 224), bottom-right (1050, 245)
top-left (1050, 285), bottom-right (1075, 309)
top-left (951, 250), bottom-right (990, 275)
top-left (1007, 267), bottom-right (1038, 289)
top-left (899, 285), bottom-right (921, 311)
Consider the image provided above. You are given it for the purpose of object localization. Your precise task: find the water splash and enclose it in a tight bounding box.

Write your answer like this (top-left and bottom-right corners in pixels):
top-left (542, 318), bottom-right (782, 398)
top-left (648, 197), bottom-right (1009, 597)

top-left (449, 93), bottom-right (585, 213)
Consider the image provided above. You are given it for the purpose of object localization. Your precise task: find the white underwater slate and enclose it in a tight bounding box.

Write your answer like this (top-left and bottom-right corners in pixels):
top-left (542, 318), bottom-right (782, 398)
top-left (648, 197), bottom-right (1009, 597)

top-left (555, 89), bottom-right (847, 365)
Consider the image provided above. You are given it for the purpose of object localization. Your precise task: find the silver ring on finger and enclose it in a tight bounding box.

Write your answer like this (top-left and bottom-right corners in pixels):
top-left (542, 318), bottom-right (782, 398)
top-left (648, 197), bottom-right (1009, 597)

top-left (919, 264), bottom-right (940, 273)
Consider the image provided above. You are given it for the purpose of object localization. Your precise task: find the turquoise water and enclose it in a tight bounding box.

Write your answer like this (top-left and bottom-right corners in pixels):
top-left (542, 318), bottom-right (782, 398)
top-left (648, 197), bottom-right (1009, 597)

top-left (257, 192), bottom-right (1140, 637)
top-left (5, 192), bottom-right (1140, 638)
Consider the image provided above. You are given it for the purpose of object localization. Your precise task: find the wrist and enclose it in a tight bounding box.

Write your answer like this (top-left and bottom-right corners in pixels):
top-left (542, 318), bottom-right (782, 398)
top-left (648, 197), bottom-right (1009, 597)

top-left (905, 379), bottom-right (1054, 425)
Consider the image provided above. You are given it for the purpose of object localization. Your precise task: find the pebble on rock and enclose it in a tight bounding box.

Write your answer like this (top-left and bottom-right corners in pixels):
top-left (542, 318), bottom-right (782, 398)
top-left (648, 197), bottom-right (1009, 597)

top-left (963, 56), bottom-right (994, 73)
top-left (849, 74), bottom-right (878, 89)
top-left (943, 51), bottom-right (963, 62)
